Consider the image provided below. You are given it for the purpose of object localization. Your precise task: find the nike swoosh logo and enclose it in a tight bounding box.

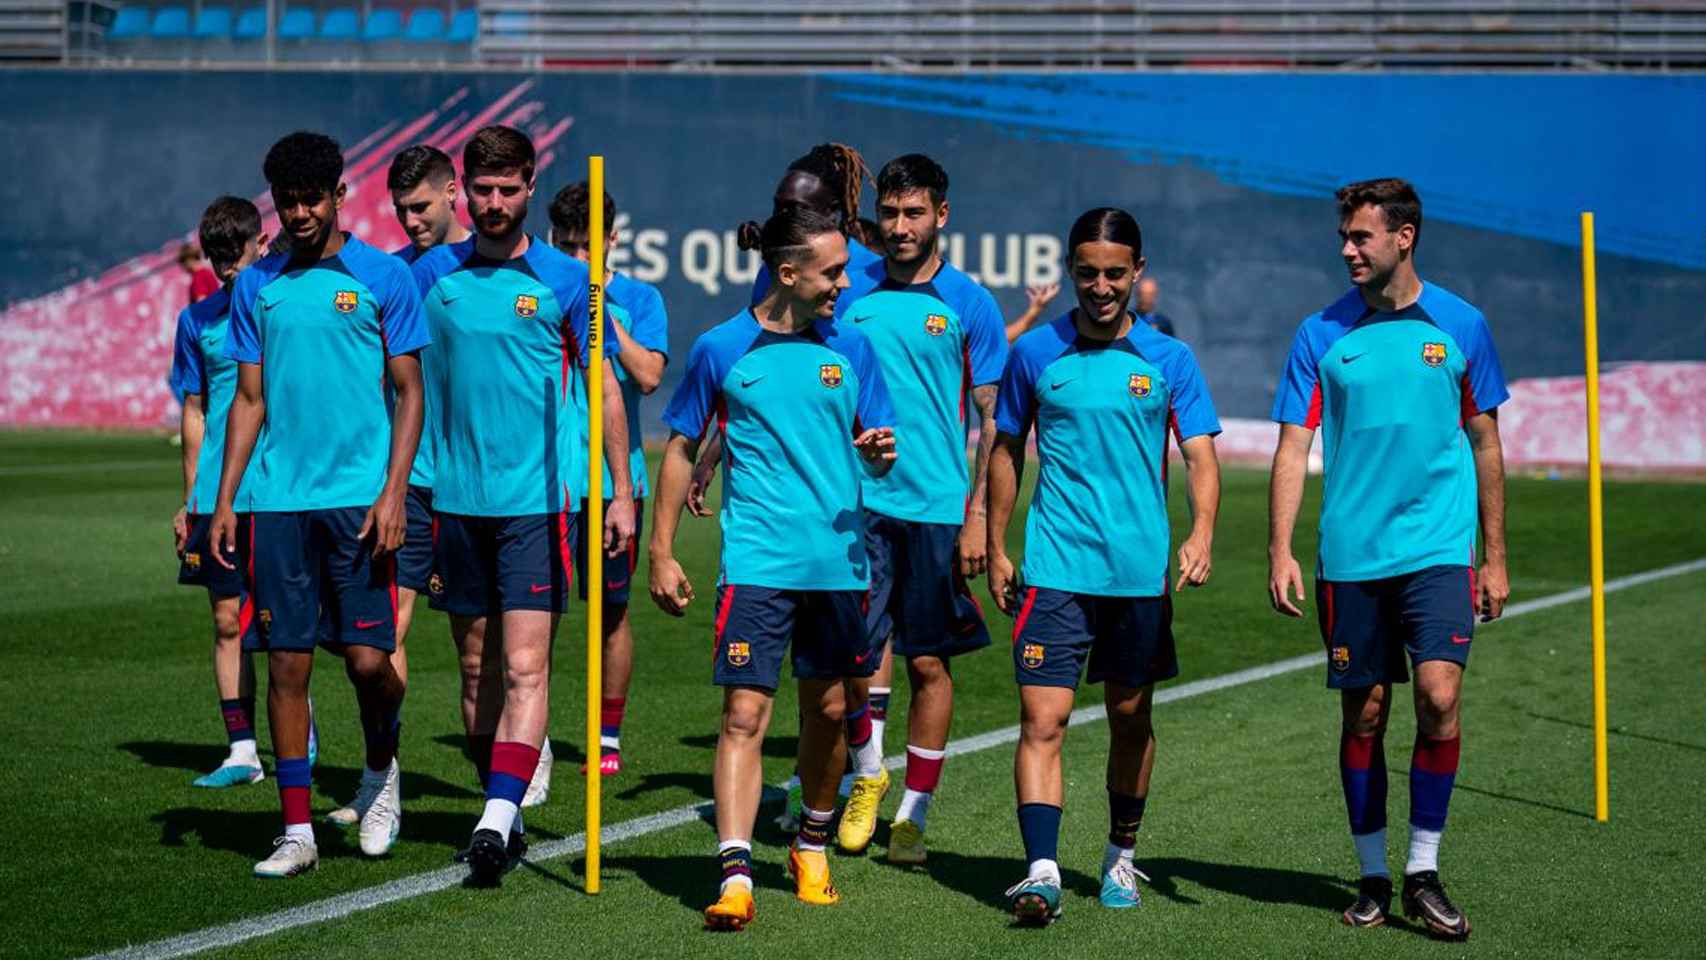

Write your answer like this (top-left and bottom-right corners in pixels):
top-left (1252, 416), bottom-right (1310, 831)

top-left (1049, 379), bottom-right (1074, 390)
top-left (1451, 635), bottom-right (1472, 644)
top-left (530, 583), bottom-right (553, 594)
top-left (354, 619), bottom-right (384, 629)
top-left (740, 376), bottom-right (765, 388)
top-left (1341, 352), bottom-right (1367, 364)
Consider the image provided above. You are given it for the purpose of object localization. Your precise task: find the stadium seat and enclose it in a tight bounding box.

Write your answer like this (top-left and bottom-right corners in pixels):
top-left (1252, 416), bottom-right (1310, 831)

top-left (194, 5), bottom-right (233, 39)
top-left (403, 8), bottom-right (444, 42)
top-left (491, 11), bottom-right (529, 36)
top-left (233, 7), bottom-right (266, 40)
top-left (151, 6), bottom-right (192, 38)
top-left (109, 6), bottom-right (150, 38)
top-left (362, 9), bottom-right (402, 42)
top-left (319, 7), bottom-right (359, 40)
top-left (446, 7), bottom-right (476, 43)
top-left (276, 7), bottom-right (314, 39)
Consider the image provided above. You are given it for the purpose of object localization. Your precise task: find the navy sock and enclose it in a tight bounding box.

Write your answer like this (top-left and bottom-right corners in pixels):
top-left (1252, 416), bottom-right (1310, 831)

top-left (1341, 729), bottom-right (1389, 835)
top-left (1017, 802), bottom-right (1062, 864)
top-left (1108, 789), bottom-right (1147, 848)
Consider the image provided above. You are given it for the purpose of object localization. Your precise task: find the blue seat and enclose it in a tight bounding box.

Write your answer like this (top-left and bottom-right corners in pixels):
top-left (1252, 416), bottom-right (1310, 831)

top-left (319, 7), bottom-right (358, 39)
top-left (491, 10), bottom-right (528, 35)
top-left (276, 7), bottom-right (314, 38)
top-left (194, 5), bottom-right (232, 38)
top-left (403, 8), bottom-right (444, 41)
top-left (233, 7), bottom-right (266, 39)
top-left (362, 8), bottom-right (401, 41)
top-left (110, 6), bottom-right (150, 37)
top-left (446, 7), bottom-right (476, 42)
top-left (152, 6), bottom-right (192, 37)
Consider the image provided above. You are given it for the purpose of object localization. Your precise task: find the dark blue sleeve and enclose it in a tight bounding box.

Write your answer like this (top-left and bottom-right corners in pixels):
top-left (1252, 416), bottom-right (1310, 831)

top-left (848, 332), bottom-right (895, 434)
top-left (168, 306), bottom-right (204, 397)
top-left (1460, 310), bottom-right (1510, 414)
top-left (994, 336), bottom-right (1043, 436)
top-left (224, 272), bottom-right (263, 364)
top-left (961, 284), bottom-right (1009, 387)
top-left (1161, 342), bottom-right (1222, 441)
top-left (661, 332), bottom-right (728, 440)
top-left (1271, 319), bottom-right (1325, 427)
top-left (627, 282), bottom-right (670, 357)
top-left (370, 257), bottom-right (429, 356)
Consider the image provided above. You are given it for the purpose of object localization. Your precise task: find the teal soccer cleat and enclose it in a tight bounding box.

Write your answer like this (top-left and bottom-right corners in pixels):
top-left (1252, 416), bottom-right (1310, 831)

top-left (1099, 857), bottom-right (1151, 909)
top-left (1006, 874), bottom-right (1063, 926)
top-left (193, 764), bottom-right (265, 788)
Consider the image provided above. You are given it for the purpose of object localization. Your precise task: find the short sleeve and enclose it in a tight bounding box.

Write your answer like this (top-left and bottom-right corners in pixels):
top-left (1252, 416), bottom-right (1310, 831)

top-left (661, 334), bottom-right (726, 440)
top-left (1460, 311), bottom-right (1510, 415)
top-left (376, 261), bottom-right (429, 356)
top-left (962, 287), bottom-right (1009, 386)
top-left (1161, 344), bottom-right (1222, 442)
top-left (225, 274), bottom-right (262, 364)
top-left (168, 307), bottom-right (205, 397)
top-left (1271, 321), bottom-right (1323, 428)
top-left (848, 334), bottom-right (895, 434)
top-left (994, 341), bottom-right (1040, 436)
top-left (626, 283), bottom-right (670, 358)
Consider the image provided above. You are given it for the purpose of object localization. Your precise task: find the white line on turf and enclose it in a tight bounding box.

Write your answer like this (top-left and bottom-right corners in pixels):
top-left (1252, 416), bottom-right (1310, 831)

top-left (85, 557), bottom-right (1706, 960)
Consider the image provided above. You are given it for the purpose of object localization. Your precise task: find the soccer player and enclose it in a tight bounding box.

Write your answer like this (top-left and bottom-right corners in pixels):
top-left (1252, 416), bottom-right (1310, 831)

top-left (1004, 283), bottom-right (1061, 344)
top-left (549, 182), bottom-right (670, 779)
top-left (411, 126), bottom-right (636, 886)
top-left (211, 131), bottom-right (427, 878)
top-left (989, 208), bottom-right (1221, 925)
top-left (324, 143), bottom-right (473, 830)
top-left (170, 196), bottom-right (267, 788)
top-left (828, 154), bottom-right (1007, 863)
top-left (1133, 278), bottom-right (1175, 337)
top-left (1267, 178), bottom-right (1509, 940)
top-left (650, 207), bottom-right (895, 931)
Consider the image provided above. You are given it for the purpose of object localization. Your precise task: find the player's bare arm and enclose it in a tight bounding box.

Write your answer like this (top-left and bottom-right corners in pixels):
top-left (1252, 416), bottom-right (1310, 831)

top-left (176, 391), bottom-right (205, 553)
top-left (610, 320), bottom-right (666, 394)
top-left (959, 383), bottom-right (1000, 577)
top-left (210, 363), bottom-right (265, 569)
top-left (1267, 422), bottom-right (1315, 616)
top-left (360, 350), bottom-right (424, 556)
top-left (1174, 433), bottom-right (1220, 591)
top-left (687, 428), bottom-right (723, 518)
top-left (648, 431), bottom-right (699, 617)
top-left (986, 429), bottom-right (1026, 615)
top-left (600, 360), bottom-right (637, 552)
top-left (1466, 409), bottom-right (1510, 621)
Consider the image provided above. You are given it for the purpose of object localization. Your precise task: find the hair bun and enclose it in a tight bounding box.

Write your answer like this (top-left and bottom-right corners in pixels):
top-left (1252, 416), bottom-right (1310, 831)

top-left (736, 220), bottom-right (763, 250)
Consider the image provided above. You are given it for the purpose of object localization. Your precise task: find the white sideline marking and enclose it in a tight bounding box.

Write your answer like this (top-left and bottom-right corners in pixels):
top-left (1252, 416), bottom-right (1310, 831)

top-left (86, 557), bottom-right (1706, 960)
top-left (0, 459), bottom-right (169, 477)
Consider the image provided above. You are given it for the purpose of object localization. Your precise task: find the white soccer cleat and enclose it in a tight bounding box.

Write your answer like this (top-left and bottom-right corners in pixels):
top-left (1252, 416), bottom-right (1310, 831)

top-left (358, 760), bottom-right (402, 856)
top-left (522, 739), bottom-right (553, 809)
top-left (253, 834), bottom-right (318, 878)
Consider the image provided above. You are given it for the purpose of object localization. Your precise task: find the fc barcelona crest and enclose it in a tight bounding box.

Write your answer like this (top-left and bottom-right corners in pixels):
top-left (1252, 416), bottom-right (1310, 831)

top-left (819, 364), bottom-right (843, 388)
top-left (258, 609), bottom-right (273, 635)
top-left (726, 640), bottom-right (752, 667)
top-left (428, 573), bottom-right (444, 597)
top-left (1021, 643), bottom-right (1046, 669)
top-left (1422, 342), bottom-right (1448, 367)
top-left (1129, 373), bottom-right (1152, 398)
top-left (924, 314), bottom-right (948, 336)
top-left (184, 552), bottom-right (202, 572)
top-left (333, 290), bottom-right (359, 313)
top-left (515, 294), bottom-right (539, 318)
top-left (1331, 645), bottom-right (1351, 672)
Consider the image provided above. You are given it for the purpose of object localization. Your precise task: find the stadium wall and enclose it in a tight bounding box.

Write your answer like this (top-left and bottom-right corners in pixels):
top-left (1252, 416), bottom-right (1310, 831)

top-left (1, 71), bottom-right (1701, 466)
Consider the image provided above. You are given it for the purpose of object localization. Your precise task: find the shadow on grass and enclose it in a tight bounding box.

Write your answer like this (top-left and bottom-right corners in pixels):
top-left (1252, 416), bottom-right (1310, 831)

top-left (614, 770), bottom-right (715, 807)
top-left (1138, 857), bottom-right (1354, 911)
top-left (1455, 783), bottom-right (1592, 820)
top-left (679, 732), bottom-right (799, 760)
top-left (920, 851), bottom-right (1099, 911)
top-left (1528, 712), bottom-right (1706, 754)
top-left (119, 740), bottom-right (236, 776)
top-left (313, 764), bottom-right (480, 806)
top-left (149, 807), bottom-right (483, 859)
top-left (594, 854), bottom-right (791, 913)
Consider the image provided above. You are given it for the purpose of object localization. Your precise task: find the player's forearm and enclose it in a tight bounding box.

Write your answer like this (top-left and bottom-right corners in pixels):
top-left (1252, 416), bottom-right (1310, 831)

top-left (1267, 432), bottom-right (1309, 558)
top-left (383, 361), bottom-right (424, 500)
top-left (612, 326), bottom-right (665, 394)
top-left (649, 435), bottom-right (696, 558)
top-left (987, 435), bottom-right (1024, 556)
top-left (1470, 418), bottom-right (1508, 565)
top-left (216, 386), bottom-right (263, 512)
top-left (180, 397), bottom-right (205, 503)
top-left (964, 385), bottom-right (999, 521)
top-left (1181, 437), bottom-right (1221, 543)
top-left (693, 429), bottom-right (724, 484)
top-left (601, 372), bottom-right (634, 499)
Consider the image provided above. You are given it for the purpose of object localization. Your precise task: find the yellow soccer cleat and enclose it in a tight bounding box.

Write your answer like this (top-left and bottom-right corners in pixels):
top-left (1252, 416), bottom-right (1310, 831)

top-left (703, 885), bottom-right (756, 931)
top-left (788, 846), bottom-right (841, 905)
top-left (887, 818), bottom-right (927, 865)
top-left (835, 768), bottom-right (890, 854)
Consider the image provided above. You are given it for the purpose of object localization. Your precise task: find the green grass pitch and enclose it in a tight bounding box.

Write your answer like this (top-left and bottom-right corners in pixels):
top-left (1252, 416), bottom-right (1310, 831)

top-left (1, 431), bottom-right (1702, 959)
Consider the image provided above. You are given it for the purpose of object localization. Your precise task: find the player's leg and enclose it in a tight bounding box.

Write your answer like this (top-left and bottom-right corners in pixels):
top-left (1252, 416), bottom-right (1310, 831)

top-left (249, 511), bottom-right (321, 877)
top-left (195, 592), bottom-right (263, 786)
top-left (837, 516), bottom-right (898, 852)
top-left (464, 607), bottom-right (555, 883)
top-left (792, 676), bottom-right (847, 904)
top-left (887, 654), bottom-right (949, 862)
top-left (578, 497), bottom-right (642, 780)
top-left (1398, 565), bottom-right (1475, 940)
top-left (707, 684), bottom-right (773, 929)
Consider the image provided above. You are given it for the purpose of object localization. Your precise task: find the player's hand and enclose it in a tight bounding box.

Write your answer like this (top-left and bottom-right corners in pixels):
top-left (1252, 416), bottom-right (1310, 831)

top-left (958, 514), bottom-right (989, 578)
top-left (687, 464), bottom-right (715, 518)
top-left (1026, 283), bottom-right (1060, 310)
top-left (1268, 550), bottom-right (1306, 617)
top-left (853, 426), bottom-right (897, 465)
top-left (988, 552), bottom-right (1021, 616)
top-left (1477, 559), bottom-right (1510, 622)
top-left (648, 553), bottom-right (694, 617)
top-left (209, 505), bottom-right (239, 570)
top-left (173, 507), bottom-right (190, 555)
top-left (604, 494), bottom-right (637, 555)
top-left (1175, 533), bottom-right (1212, 591)
top-left (360, 489), bottom-right (407, 557)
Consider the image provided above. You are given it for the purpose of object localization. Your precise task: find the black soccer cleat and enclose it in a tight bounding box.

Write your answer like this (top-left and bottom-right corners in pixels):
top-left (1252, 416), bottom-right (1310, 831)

top-left (1402, 870), bottom-right (1471, 941)
top-left (1342, 875), bottom-right (1392, 928)
top-left (506, 830), bottom-right (529, 865)
top-left (457, 828), bottom-right (513, 887)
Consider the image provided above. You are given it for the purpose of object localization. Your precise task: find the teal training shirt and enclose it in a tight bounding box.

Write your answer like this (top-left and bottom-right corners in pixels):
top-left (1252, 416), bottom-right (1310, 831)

top-left (662, 310), bottom-right (896, 590)
top-left (599, 272), bottom-right (670, 499)
top-left (392, 243), bottom-right (436, 489)
top-left (225, 234), bottom-right (429, 512)
top-left (168, 287), bottom-right (251, 512)
top-left (412, 236), bottom-right (614, 517)
top-left (996, 313), bottom-right (1221, 597)
top-left (1272, 282), bottom-right (1509, 581)
top-left (837, 259), bottom-right (1008, 524)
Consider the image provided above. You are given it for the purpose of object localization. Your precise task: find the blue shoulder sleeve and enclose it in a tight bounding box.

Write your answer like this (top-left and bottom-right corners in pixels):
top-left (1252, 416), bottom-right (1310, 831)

top-left (995, 326), bottom-right (1051, 436)
top-left (954, 276), bottom-right (1009, 387)
top-left (661, 328), bottom-right (736, 440)
top-left (224, 265), bottom-right (266, 364)
top-left (1457, 309), bottom-right (1509, 415)
top-left (842, 327), bottom-right (895, 433)
top-left (1272, 316), bottom-right (1327, 427)
top-left (1157, 339), bottom-right (1222, 441)
top-left (622, 278), bottom-right (670, 357)
top-left (169, 305), bottom-right (204, 397)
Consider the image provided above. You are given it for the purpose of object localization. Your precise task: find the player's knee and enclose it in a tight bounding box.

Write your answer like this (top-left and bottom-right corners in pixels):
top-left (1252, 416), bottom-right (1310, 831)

top-left (343, 647), bottom-right (392, 684)
top-left (267, 651), bottom-right (311, 691)
top-left (212, 610), bottom-right (244, 645)
top-left (1019, 713), bottom-right (1068, 748)
top-left (1415, 683), bottom-right (1460, 730)
top-left (909, 656), bottom-right (950, 689)
top-left (722, 703), bottom-right (766, 740)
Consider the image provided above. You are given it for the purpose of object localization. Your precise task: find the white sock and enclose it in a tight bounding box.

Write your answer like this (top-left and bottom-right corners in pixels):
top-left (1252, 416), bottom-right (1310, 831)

top-left (599, 734), bottom-right (620, 752)
top-left (1103, 842), bottom-right (1134, 871)
top-left (1029, 858), bottom-right (1061, 884)
top-left (718, 838), bottom-right (753, 892)
top-left (226, 737), bottom-right (259, 767)
top-left (869, 686), bottom-right (890, 754)
top-left (852, 733), bottom-right (884, 777)
top-left (1406, 826), bottom-right (1442, 875)
top-left (284, 822), bottom-right (315, 843)
top-left (894, 788), bottom-right (932, 831)
top-left (1354, 829), bottom-right (1389, 878)
top-left (798, 807), bottom-right (834, 852)
top-left (475, 798), bottom-right (520, 838)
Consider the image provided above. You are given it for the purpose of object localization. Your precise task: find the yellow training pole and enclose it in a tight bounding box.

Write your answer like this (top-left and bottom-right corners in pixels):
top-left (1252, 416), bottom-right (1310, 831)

top-left (586, 157), bottom-right (607, 886)
top-left (1580, 211), bottom-right (1609, 823)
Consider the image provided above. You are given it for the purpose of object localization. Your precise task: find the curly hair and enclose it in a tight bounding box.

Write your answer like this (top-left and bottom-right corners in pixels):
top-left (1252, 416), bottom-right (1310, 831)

top-left (548, 181), bottom-right (617, 238)
top-left (737, 142), bottom-right (872, 251)
top-left (262, 131), bottom-right (343, 193)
